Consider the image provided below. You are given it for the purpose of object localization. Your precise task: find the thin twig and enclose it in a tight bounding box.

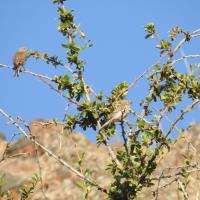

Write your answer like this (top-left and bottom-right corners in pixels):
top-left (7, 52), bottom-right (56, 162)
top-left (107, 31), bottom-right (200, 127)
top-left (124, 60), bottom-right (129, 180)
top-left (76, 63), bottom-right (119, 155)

top-left (0, 64), bottom-right (51, 81)
top-left (0, 133), bottom-right (21, 163)
top-left (0, 63), bottom-right (79, 106)
top-left (157, 178), bottom-right (178, 190)
top-left (152, 106), bottom-right (198, 154)
top-left (153, 171), bottom-right (163, 200)
top-left (6, 152), bottom-right (30, 159)
top-left (34, 144), bottom-right (48, 200)
top-left (120, 120), bottom-right (129, 157)
top-left (156, 106), bottom-right (170, 125)
top-left (38, 77), bottom-right (78, 106)
top-left (166, 100), bottom-right (200, 138)
top-left (172, 54), bottom-right (200, 65)
top-left (173, 28), bottom-right (200, 55)
top-left (178, 180), bottom-right (189, 200)
top-left (97, 121), bottom-right (123, 170)
top-left (153, 165), bottom-right (200, 181)
top-left (128, 57), bottom-right (163, 90)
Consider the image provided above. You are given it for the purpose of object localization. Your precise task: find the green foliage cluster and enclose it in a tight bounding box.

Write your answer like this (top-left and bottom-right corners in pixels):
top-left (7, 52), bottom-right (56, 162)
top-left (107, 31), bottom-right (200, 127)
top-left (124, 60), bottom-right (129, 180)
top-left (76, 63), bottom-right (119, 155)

top-left (51, 4), bottom-right (93, 101)
top-left (0, 174), bottom-right (39, 200)
top-left (2, 1), bottom-right (200, 200)
top-left (29, 51), bottom-right (64, 67)
top-left (18, 175), bottom-right (39, 200)
top-left (49, 3), bottom-right (200, 199)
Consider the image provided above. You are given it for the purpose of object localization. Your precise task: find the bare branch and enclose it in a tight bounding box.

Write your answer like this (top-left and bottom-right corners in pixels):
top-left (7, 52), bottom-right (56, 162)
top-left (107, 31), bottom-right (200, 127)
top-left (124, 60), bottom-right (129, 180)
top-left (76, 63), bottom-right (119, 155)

top-left (166, 100), bottom-right (200, 138)
top-left (177, 180), bottom-right (189, 200)
top-left (172, 54), bottom-right (200, 65)
top-left (34, 144), bottom-right (48, 200)
top-left (128, 57), bottom-right (163, 90)
top-left (0, 107), bottom-right (107, 194)
top-left (0, 132), bottom-right (21, 163)
top-left (97, 121), bottom-right (123, 170)
top-left (0, 63), bottom-right (79, 106)
top-left (173, 28), bottom-right (200, 55)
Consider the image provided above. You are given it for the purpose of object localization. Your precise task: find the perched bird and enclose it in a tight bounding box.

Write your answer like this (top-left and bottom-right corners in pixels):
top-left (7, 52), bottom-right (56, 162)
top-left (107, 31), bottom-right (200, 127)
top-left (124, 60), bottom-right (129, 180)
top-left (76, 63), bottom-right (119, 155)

top-left (99, 99), bottom-right (131, 131)
top-left (13, 47), bottom-right (28, 76)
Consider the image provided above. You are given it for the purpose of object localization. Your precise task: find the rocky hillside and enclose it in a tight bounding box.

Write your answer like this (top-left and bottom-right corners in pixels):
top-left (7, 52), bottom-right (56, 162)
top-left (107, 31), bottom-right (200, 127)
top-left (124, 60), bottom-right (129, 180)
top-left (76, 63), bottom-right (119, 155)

top-left (0, 121), bottom-right (200, 199)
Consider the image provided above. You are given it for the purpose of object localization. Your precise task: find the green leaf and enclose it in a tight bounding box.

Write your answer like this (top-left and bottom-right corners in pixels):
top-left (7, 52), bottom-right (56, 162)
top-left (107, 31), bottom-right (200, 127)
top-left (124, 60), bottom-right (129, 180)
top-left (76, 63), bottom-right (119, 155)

top-left (156, 39), bottom-right (171, 49)
top-left (144, 22), bottom-right (156, 39)
top-left (53, 0), bottom-right (66, 4)
top-left (62, 43), bottom-right (71, 48)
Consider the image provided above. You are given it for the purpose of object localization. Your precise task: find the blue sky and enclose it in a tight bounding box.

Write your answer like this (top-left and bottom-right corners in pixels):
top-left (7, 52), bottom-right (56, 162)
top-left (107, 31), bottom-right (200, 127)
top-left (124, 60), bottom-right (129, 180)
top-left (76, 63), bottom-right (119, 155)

top-left (0, 1), bottom-right (200, 141)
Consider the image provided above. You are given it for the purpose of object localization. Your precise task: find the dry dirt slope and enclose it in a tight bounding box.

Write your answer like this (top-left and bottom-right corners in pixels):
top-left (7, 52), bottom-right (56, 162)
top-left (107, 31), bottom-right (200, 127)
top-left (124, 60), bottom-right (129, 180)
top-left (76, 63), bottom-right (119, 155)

top-left (0, 121), bottom-right (200, 199)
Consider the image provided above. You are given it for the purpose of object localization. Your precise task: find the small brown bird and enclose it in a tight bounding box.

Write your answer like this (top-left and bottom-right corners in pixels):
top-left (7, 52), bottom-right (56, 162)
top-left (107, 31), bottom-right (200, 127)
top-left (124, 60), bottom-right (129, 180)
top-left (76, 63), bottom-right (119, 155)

top-left (99, 99), bottom-right (131, 131)
top-left (13, 47), bottom-right (28, 76)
